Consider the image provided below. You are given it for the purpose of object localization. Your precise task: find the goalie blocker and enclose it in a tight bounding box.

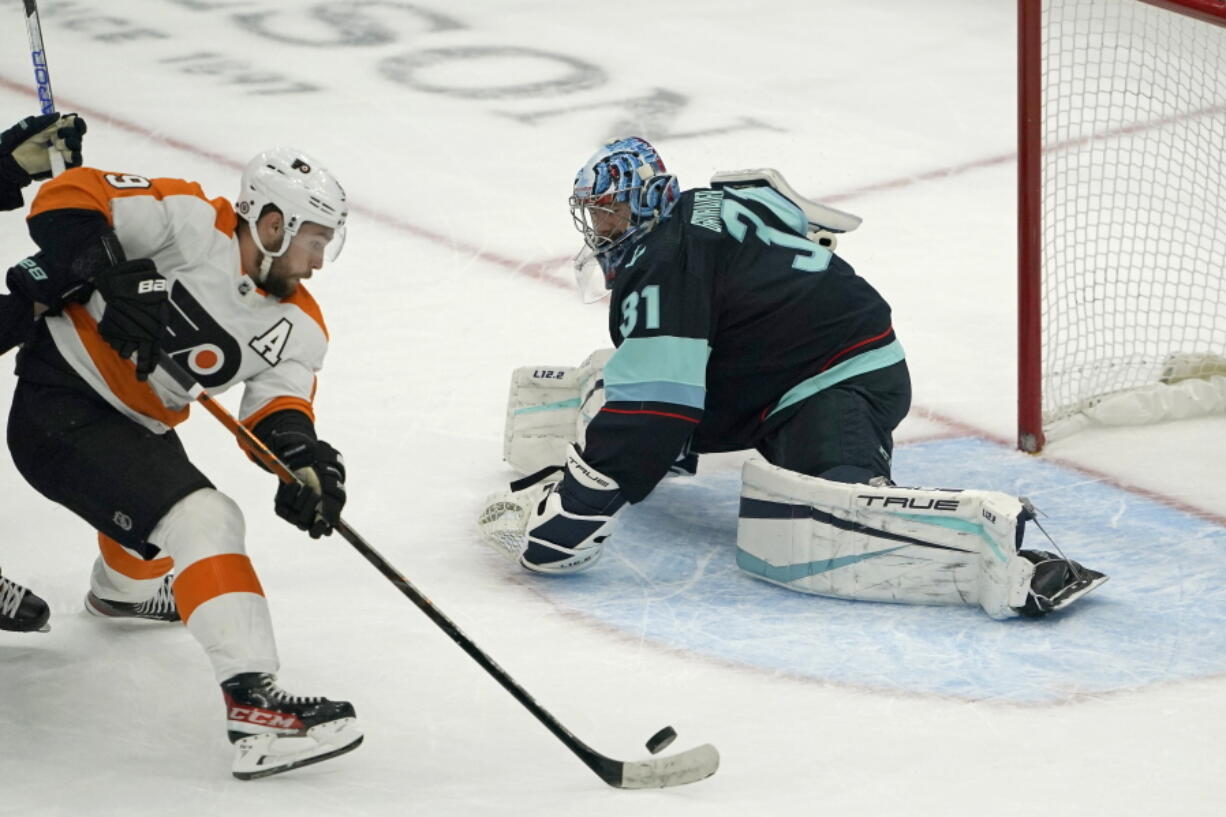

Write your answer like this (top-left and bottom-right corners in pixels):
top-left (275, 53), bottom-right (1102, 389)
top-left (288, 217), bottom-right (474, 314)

top-left (737, 460), bottom-right (1107, 618)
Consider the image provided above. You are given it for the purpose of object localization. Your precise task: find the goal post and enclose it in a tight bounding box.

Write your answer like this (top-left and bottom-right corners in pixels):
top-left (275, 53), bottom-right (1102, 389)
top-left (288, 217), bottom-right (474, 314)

top-left (1017, 0), bottom-right (1226, 453)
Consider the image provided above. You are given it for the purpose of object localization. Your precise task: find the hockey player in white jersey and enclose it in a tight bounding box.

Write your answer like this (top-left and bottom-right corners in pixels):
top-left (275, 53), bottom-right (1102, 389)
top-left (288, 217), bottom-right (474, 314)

top-left (8, 147), bottom-right (359, 777)
top-left (0, 111), bottom-right (87, 633)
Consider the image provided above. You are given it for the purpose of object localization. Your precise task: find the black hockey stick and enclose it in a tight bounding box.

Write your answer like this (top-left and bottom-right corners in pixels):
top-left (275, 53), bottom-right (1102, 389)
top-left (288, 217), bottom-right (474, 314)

top-left (23, 0), bottom-right (64, 175)
top-left (155, 350), bottom-right (719, 789)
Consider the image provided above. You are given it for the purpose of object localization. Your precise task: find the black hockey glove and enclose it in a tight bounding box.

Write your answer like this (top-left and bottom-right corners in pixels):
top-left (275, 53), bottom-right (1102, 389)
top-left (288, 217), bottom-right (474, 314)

top-left (0, 113), bottom-right (86, 191)
top-left (273, 438), bottom-right (347, 539)
top-left (4, 252), bottom-right (93, 314)
top-left (93, 259), bottom-right (169, 381)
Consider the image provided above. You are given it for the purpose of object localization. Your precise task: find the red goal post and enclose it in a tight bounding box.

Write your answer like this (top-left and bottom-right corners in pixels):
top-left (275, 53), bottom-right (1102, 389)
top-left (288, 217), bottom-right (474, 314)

top-left (1017, 0), bottom-right (1226, 453)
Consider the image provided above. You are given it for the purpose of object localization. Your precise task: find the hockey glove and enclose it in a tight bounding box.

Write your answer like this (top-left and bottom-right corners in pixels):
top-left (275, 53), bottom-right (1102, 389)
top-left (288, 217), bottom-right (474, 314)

top-left (4, 252), bottom-right (93, 315)
top-left (272, 439), bottom-right (347, 539)
top-left (0, 113), bottom-right (86, 189)
top-left (94, 259), bottom-right (169, 381)
top-left (479, 444), bottom-right (625, 574)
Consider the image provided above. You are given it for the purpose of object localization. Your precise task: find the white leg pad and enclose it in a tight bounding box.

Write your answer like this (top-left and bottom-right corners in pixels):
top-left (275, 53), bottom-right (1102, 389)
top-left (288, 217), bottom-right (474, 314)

top-left (736, 460), bottom-right (1036, 619)
top-left (148, 488), bottom-right (279, 681)
top-left (503, 348), bottom-right (613, 475)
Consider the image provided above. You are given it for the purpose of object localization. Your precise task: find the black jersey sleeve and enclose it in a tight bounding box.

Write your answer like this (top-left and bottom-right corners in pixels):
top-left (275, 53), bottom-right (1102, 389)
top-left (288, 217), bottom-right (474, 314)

top-left (579, 195), bottom-right (722, 502)
top-left (0, 291), bottom-right (35, 354)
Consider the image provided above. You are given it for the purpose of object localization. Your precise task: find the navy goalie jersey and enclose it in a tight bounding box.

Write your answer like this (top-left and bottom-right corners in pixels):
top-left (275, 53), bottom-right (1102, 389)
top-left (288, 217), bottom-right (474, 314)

top-left (582, 184), bottom-right (903, 502)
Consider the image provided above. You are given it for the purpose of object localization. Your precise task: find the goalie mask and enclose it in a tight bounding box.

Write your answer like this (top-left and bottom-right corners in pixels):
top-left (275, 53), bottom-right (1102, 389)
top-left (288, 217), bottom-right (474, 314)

top-left (236, 147), bottom-right (348, 282)
top-left (569, 136), bottom-right (679, 298)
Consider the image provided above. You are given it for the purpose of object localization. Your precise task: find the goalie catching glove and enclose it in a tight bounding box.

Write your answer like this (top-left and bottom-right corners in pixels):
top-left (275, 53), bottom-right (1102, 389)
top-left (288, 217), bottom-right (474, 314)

top-left (479, 444), bottom-right (625, 574)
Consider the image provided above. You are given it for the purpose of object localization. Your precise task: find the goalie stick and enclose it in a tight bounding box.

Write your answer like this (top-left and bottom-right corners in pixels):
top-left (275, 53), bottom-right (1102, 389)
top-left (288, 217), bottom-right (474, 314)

top-left (154, 350), bottom-right (720, 789)
top-left (22, 0), bottom-right (65, 176)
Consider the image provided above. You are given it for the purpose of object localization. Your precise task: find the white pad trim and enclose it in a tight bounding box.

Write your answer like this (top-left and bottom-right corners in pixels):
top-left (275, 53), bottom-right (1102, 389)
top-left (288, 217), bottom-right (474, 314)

top-left (710, 168), bottom-right (862, 234)
top-left (736, 460), bottom-right (1034, 619)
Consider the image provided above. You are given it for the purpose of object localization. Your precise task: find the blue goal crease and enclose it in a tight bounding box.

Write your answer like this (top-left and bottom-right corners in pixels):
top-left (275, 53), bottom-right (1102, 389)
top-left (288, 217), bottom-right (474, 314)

top-left (520, 436), bottom-right (1226, 703)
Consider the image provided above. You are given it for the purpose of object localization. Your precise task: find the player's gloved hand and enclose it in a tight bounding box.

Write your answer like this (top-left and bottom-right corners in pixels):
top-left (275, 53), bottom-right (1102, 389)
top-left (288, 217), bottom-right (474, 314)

top-left (93, 259), bottom-right (168, 381)
top-left (272, 438), bottom-right (347, 539)
top-left (478, 444), bottom-right (625, 574)
top-left (0, 113), bottom-right (87, 185)
top-left (4, 252), bottom-right (93, 315)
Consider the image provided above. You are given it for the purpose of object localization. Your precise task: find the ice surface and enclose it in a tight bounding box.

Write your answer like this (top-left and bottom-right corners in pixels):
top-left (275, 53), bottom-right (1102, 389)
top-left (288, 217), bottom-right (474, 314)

top-left (0, 2), bottom-right (1223, 815)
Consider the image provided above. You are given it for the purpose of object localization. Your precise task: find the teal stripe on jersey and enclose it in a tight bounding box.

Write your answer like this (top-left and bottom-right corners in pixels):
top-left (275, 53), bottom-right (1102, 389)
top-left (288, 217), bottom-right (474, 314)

top-left (723, 185), bottom-right (809, 234)
top-left (767, 340), bottom-right (906, 418)
top-left (605, 336), bottom-right (711, 409)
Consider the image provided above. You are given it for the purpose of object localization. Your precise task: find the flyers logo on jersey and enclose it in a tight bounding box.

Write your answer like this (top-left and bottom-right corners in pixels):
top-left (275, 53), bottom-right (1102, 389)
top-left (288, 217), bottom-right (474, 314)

top-left (164, 281), bottom-right (242, 387)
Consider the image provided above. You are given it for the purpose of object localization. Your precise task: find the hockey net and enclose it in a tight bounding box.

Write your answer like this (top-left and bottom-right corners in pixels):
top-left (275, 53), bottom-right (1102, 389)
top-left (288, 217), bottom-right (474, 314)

top-left (1017, 0), bottom-right (1226, 452)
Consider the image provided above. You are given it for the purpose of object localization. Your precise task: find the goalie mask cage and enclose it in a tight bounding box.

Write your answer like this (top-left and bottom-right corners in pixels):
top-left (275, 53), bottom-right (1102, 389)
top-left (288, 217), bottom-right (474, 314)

top-left (1017, 0), bottom-right (1226, 453)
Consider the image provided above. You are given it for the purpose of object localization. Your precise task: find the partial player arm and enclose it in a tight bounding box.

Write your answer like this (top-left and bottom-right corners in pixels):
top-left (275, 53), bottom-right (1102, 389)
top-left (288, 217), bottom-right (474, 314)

top-left (25, 169), bottom-right (174, 379)
top-left (251, 408), bottom-right (347, 539)
top-left (479, 244), bottom-right (711, 574)
top-left (579, 244), bottom-right (714, 502)
top-left (241, 324), bottom-right (345, 538)
top-left (0, 113), bottom-right (86, 211)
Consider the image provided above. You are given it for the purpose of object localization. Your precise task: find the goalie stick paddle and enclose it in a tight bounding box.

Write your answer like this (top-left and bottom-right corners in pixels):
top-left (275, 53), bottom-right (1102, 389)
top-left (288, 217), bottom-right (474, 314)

top-left (22, 0), bottom-right (65, 176)
top-left (154, 351), bottom-right (720, 789)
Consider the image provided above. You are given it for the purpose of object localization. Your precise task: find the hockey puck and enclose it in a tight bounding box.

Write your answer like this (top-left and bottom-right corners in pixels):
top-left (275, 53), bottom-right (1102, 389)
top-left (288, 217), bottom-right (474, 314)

top-left (645, 726), bottom-right (677, 755)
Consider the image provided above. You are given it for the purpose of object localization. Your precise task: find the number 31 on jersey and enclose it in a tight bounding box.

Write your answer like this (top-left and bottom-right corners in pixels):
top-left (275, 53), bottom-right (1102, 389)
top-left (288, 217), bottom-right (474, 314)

top-left (619, 285), bottom-right (661, 337)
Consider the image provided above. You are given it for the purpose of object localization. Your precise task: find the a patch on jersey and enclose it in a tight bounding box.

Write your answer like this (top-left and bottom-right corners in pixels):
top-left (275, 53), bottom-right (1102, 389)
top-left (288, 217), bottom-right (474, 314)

top-left (626, 245), bottom-right (647, 268)
top-left (689, 190), bottom-right (724, 233)
top-left (250, 319), bottom-right (294, 366)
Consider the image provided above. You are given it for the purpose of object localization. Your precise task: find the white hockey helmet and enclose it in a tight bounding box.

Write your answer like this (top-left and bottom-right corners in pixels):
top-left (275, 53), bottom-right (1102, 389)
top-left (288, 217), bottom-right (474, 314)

top-left (235, 147), bottom-right (348, 272)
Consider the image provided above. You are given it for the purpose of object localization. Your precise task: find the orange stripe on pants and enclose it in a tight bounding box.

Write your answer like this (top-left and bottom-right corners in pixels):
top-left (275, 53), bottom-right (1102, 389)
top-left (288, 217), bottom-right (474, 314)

top-left (98, 533), bottom-right (174, 580)
top-left (173, 553), bottom-right (265, 623)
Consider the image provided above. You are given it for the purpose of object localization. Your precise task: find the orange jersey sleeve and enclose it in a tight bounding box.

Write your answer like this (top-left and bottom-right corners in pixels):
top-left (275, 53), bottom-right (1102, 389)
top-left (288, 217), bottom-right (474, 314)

top-left (29, 167), bottom-right (237, 237)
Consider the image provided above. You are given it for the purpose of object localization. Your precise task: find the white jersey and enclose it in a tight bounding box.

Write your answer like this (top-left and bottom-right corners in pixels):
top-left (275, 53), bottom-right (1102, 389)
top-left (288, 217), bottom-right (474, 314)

top-left (30, 167), bottom-right (329, 434)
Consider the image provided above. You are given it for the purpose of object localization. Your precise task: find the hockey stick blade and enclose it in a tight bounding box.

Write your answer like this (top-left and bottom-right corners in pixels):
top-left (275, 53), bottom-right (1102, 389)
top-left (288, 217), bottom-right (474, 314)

top-left (597, 742), bottom-right (720, 789)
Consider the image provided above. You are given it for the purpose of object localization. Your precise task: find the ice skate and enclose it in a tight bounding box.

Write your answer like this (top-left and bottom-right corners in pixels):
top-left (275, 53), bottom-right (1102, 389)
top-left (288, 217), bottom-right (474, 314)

top-left (222, 672), bottom-right (362, 780)
top-left (1017, 550), bottom-right (1108, 617)
top-left (0, 569), bottom-right (50, 633)
top-left (85, 573), bottom-right (180, 622)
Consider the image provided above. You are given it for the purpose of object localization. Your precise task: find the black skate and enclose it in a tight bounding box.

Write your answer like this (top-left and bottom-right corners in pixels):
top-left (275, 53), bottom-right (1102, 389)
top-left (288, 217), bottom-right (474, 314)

top-left (222, 672), bottom-right (362, 780)
top-left (84, 574), bottom-right (180, 622)
top-left (0, 569), bottom-right (50, 633)
top-left (1017, 550), bottom-right (1108, 617)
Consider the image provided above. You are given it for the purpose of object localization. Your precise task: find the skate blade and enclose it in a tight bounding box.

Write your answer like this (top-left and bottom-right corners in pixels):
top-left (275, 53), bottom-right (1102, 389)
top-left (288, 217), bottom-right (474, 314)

top-left (1049, 571), bottom-right (1109, 613)
top-left (0, 621), bottom-right (50, 633)
top-left (232, 718), bottom-right (363, 780)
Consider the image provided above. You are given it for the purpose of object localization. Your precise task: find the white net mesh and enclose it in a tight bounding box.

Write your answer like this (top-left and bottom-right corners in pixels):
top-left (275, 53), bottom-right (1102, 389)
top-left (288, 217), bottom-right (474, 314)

top-left (1040, 0), bottom-right (1226, 427)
